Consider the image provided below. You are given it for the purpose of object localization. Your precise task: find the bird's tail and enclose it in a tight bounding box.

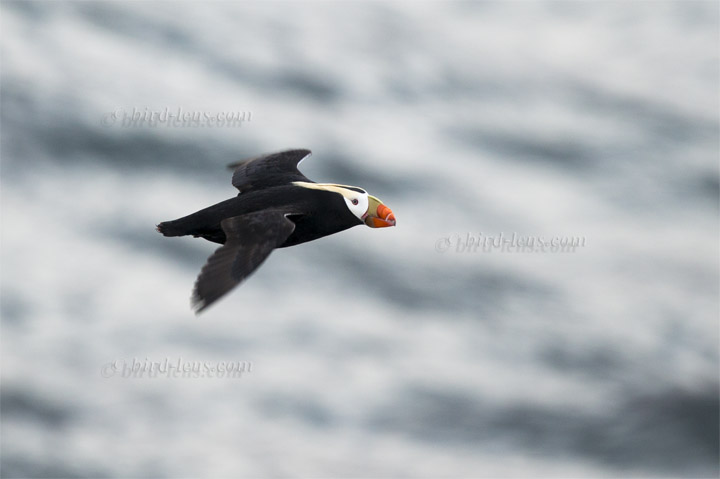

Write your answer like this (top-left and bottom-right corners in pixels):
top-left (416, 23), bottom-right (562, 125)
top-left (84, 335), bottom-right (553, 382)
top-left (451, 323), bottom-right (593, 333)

top-left (156, 206), bottom-right (228, 244)
top-left (156, 219), bottom-right (188, 237)
top-left (156, 212), bottom-right (226, 244)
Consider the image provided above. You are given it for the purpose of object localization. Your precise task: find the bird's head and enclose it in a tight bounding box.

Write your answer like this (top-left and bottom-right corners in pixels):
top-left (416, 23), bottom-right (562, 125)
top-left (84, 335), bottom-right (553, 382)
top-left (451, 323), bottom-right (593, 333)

top-left (335, 186), bottom-right (395, 228)
top-left (308, 183), bottom-right (396, 228)
top-left (293, 182), bottom-right (396, 228)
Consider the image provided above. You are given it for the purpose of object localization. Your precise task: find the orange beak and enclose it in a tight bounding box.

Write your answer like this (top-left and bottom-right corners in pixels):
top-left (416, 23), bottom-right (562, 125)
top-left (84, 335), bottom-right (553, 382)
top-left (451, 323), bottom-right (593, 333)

top-left (364, 202), bottom-right (396, 228)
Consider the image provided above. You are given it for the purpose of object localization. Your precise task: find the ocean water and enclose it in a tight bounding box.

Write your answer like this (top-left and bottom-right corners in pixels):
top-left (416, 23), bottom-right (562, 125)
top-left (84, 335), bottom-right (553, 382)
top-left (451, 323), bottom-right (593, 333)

top-left (1, 1), bottom-right (718, 478)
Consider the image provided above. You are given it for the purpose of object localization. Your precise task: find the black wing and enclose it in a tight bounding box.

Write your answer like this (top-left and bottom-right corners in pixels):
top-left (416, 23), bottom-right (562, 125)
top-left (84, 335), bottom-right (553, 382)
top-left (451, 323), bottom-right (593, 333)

top-left (191, 210), bottom-right (296, 313)
top-left (228, 149), bottom-right (313, 193)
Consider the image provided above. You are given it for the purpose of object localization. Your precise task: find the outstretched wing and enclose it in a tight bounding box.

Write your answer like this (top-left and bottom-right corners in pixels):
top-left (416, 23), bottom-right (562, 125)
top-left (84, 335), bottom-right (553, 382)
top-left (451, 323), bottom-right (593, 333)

top-left (191, 210), bottom-right (296, 313)
top-left (228, 149), bottom-right (313, 193)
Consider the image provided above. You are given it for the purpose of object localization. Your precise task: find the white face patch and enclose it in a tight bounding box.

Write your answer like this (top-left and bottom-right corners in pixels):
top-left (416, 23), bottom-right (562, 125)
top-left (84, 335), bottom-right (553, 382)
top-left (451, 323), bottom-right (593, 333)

top-left (340, 189), bottom-right (369, 221)
top-left (292, 182), bottom-right (369, 221)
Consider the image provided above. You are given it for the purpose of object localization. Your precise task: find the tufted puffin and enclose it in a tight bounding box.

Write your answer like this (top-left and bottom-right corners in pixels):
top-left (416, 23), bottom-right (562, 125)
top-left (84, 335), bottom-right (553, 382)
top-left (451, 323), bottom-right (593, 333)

top-left (156, 149), bottom-right (396, 313)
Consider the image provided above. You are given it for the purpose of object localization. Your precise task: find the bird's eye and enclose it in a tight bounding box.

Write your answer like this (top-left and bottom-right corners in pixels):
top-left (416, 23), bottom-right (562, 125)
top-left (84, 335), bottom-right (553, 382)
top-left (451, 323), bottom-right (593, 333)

top-left (351, 199), bottom-right (359, 205)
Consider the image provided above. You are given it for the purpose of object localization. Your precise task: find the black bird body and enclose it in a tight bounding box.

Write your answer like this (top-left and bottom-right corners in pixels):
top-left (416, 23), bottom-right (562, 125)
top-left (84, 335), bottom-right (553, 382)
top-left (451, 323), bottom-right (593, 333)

top-left (157, 149), bottom-right (396, 313)
top-left (159, 185), bottom-right (362, 247)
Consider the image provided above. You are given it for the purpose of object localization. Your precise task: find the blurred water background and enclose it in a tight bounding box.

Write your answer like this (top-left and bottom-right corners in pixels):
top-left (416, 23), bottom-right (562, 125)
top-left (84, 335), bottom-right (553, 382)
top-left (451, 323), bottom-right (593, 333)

top-left (1, 1), bottom-right (718, 478)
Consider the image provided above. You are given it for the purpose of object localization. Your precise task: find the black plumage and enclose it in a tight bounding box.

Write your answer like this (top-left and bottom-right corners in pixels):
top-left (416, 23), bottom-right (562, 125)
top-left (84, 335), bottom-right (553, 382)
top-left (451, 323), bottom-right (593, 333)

top-left (190, 211), bottom-right (295, 312)
top-left (157, 149), bottom-right (395, 313)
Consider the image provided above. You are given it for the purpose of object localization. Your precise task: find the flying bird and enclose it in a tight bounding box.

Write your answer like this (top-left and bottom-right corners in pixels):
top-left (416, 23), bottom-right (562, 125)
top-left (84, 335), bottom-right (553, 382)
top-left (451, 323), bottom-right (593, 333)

top-left (157, 149), bottom-right (396, 313)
